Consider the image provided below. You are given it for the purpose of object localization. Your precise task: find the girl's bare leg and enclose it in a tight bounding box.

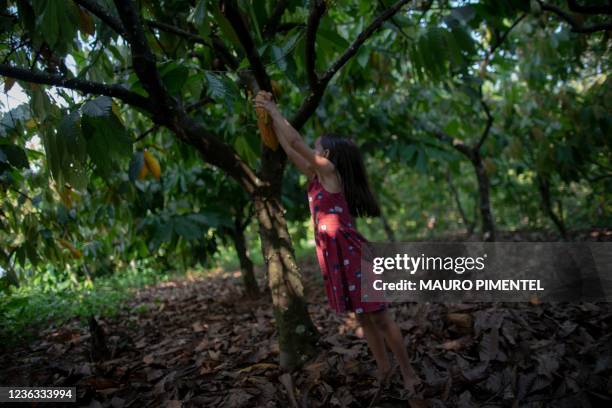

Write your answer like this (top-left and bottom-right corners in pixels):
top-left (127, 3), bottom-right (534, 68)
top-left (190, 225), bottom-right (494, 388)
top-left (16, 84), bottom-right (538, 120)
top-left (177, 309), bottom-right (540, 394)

top-left (370, 309), bottom-right (422, 393)
top-left (356, 313), bottom-right (392, 383)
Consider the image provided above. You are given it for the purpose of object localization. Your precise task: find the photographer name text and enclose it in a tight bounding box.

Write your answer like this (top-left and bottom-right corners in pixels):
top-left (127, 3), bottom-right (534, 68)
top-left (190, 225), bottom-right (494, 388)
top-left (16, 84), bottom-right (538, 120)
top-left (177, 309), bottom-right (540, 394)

top-left (372, 279), bottom-right (544, 291)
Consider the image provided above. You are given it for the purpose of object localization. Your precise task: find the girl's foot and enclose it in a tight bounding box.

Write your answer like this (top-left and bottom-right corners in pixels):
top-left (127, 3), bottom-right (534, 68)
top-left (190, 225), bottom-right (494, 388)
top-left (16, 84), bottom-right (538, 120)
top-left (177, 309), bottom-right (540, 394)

top-left (368, 364), bottom-right (397, 408)
top-left (403, 378), bottom-right (421, 396)
top-left (377, 363), bottom-right (397, 386)
top-left (401, 369), bottom-right (423, 396)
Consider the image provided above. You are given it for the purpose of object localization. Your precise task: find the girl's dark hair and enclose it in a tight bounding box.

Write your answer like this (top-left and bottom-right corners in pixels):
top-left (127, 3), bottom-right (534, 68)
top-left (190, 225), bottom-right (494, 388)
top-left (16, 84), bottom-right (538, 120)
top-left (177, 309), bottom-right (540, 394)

top-left (320, 133), bottom-right (381, 218)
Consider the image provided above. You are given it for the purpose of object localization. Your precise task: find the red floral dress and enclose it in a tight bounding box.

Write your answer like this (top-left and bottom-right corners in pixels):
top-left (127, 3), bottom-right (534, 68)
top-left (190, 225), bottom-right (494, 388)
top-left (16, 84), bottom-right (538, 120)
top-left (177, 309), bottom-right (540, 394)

top-left (307, 175), bottom-right (387, 315)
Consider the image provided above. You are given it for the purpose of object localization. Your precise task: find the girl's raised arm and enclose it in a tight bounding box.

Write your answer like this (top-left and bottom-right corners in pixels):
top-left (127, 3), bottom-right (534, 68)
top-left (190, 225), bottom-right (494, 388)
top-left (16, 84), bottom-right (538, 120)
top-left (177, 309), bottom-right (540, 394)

top-left (253, 92), bottom-right (333, 178)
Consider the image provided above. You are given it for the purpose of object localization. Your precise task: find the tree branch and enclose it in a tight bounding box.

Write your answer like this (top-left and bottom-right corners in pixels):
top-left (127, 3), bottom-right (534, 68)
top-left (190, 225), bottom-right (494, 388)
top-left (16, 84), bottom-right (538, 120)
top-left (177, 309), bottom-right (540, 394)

top-left (211, 34), bottom-right (240, 69)
top-left (73, 0), bottom-right (125, 36)
top-left (479, 13), bottom-right (526, 75)
top-left (446, 168), bottom-right (474, 234)
top-left (291, 0), bottom-right (412, 130)
top-left (135, 15), bottom-right (262, 119)
top-left (0, 63), bottom-right (151, 110)
top-left (134, 96), bottom-right (214, 142)
top-left (409, 115), bottom-right (473, 159)
top-left (113, 0), bottom-right (174, 119)
top-left (319, 0), bottom-right (411, 86)
top-left (538, 1), bottom-right (612, 33)
top-left (305, 0), bottom-right (327, 91)
top-left (141, 16), bottom-right (266, 99)
top-left (476, 98), bottom-right (493, 151)
top-left (263, 0), bottom-right (289, 38)
top-left (146, 19), bottom-right (207, 45)
top-left (220, 0), bottom-right (271, 92)
top-left (567, 0), bottom-right (612, 15)
top-left (377, 0), bottom-right (414, 40)
top-left (143, 19), bottom-right (241, 72)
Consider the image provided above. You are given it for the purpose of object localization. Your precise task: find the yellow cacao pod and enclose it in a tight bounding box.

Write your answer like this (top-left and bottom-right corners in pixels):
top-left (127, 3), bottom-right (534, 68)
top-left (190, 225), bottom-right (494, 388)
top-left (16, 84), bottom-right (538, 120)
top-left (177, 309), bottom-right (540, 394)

top-left (138, 160), bottom-right (149, 180)
top-left (143, 150), bottom-right (161, 180)
top-left (256, 107), bottom-right (279, 151)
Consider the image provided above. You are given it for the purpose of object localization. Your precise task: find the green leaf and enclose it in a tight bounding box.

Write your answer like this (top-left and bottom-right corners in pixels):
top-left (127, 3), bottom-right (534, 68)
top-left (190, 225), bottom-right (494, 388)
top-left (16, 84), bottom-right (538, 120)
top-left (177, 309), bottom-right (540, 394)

top-left (152, 221), bottom-right (173, 249)
top-left (282, 29), bottom-right (303, 54)
top-left (159, 63), bottom-right (189, 95)
top-left (272, 45), bottom-right (287, 71)
top-left (173, 216), bottom-right (202, 240)
top-left (0, 144), bottom-right (29, 169)
top-left (400, 144), bottom-right (417, 163)
top-left (450, 24), bottom-right (475, 55)
top-left (444, 119), bottom-right (461, 136)
top-left (188, 0), bottom-right (208, 26)
top-left (81, 98), bottom-right (132, 177)
top-left (188, 212), bottom-right (232, 228)
top-left (234, 134), bottom-right (258, 167)
top-left (318, 26), bottom-right (350, 51)
top-left (34, 0), bottom-right (59, 48)
top-left (41, 127), bottom-right (60, 184)
top-left (82, 96), bottom-right (112, 117)
top-left (415, 148), bottom-right (428, 174)
top-left (0, 104), bottom-right (30, 137)
top-left (33, 0), bottom-right (78, 53)
top-left (209, 4), bottom-right (241, 49)
top-left (55, 110), bottom-right (88, 189)
top-left (356, 48), bottom-right (370, 68)
top-left (418, 33), bottom-right (436, 79)
top-left (242, 0), bottom-right (262, 43)
top-left (204, 72), bottom-right (239, 112)
top-left (450, 5), bottom-right (476, 24)
top-left (428, 28), bottom-right (448, 78)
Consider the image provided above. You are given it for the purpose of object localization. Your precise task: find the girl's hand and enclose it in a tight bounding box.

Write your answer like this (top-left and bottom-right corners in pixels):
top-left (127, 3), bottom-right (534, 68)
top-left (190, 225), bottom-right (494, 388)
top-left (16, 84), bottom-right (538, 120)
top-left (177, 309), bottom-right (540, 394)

top-left (253, 90), bottom-right (280, 117)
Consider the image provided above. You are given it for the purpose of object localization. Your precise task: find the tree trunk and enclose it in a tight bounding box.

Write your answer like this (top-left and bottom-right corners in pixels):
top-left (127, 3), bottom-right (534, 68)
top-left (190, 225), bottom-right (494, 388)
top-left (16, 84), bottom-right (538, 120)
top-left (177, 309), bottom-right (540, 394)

top-left (379, 213), bottom-right (396, 242)
top-left (253, 194), bottom-right (319, 371)
top-left (536, 174), bottom-right (567, 239)
top-left (471, 153), bottom-right (495, 241)
top-left (447, 169), bottom-right (476, 235)
top-left (230, 217), bottom-right (260, 299)
top-left (178, 105), bottom-right (318, 372)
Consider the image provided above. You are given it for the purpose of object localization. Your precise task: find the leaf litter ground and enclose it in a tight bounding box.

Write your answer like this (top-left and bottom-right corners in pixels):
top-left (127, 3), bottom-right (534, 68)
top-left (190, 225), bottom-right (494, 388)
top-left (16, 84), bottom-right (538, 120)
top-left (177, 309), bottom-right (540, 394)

top-left (1, 232), bottom-right (612, 407)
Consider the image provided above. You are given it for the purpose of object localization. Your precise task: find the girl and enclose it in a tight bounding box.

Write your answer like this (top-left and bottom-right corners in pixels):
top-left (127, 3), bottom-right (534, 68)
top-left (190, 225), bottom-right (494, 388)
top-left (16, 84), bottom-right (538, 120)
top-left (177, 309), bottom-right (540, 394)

top-left (253, 91), bottom-right (422, 395)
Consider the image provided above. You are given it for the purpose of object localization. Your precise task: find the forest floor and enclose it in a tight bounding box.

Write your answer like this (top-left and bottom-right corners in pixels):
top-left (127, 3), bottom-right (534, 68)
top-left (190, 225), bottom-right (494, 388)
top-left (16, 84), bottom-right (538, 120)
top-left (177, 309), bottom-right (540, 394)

top-left (1, 229), bottom-right (612, 407)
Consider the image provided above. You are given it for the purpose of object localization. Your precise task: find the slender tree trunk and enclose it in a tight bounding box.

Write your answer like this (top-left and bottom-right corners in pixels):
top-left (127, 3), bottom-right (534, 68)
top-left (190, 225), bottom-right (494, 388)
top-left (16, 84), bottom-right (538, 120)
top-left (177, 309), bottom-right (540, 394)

top-left (231, 216), bottom-right (260, 299)
top-left (536, 174), bottom-right (567, 239)
top-left (470, 153), bottom-right (495, 241)
top-left (447, 169), bottom-right (476, 235)
top-left (253, 194), bottom-right (319, 371)
top-left (178, 115), bottom-right (318, 370)
top-left (379, 213), bottom-right (396, 242)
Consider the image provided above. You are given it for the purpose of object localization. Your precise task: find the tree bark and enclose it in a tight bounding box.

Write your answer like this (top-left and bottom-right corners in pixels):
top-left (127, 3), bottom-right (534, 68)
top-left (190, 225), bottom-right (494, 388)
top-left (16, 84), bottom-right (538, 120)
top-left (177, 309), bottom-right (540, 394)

top-left (470, 152), bottom-right (495, 241)
top-left (230, 213), bottom-right (259, 299)
top-left (447, 169), bottom-right (476, 235)
top-left (536, 174), bottom-right (567, 239)
top-left (380, 213), bottom-right (396, 242)
top-left (176, 113), bottom-right (318, 370)
top-left (253, 194), bottom-right (319, 371)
